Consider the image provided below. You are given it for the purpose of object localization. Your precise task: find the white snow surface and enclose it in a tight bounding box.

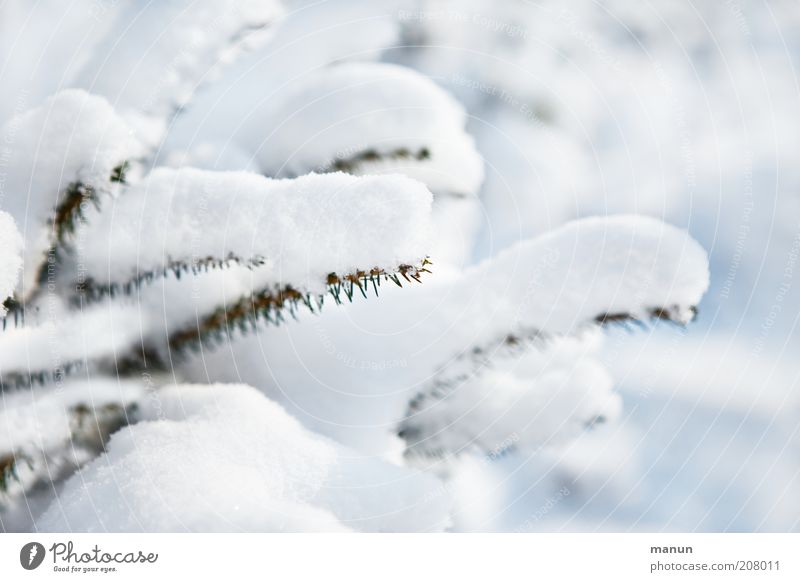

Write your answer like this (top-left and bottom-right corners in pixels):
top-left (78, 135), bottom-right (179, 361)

top-left (0, 212), bottom-right (22, 315)
top-left (36, 384), bottom-right (451, 532)
top-left (76, 168), bottom-right (433, 290)
top-left (249, 62), bottom-right (484, 196)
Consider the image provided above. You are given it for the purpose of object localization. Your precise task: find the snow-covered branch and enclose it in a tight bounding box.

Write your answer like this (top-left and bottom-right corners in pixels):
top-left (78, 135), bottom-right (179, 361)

top-left (443, 214), bottom-right (709, 338)
top-left (248, 63), bottom-right (484, 197)
top-left (399, 331), bottom-right (620, 460)
top-left (71, 0), bottom-right (284, 146)
top-left (0, 169), bottom-right (436, 386)
top-left (0, 304), bottom-right (143, 388)
top-left (0, 90), bottom-right (142, 301)
top-left (73, 168), bottom-right (432, 296)
top-left (398, 215), bottom-right (710, 457)
top-left (64, 169), bottom-right (435, 352)
top-left (166, 259), bottom-right (432, 352)
top-left (0, 379), bottom-right (142, 498)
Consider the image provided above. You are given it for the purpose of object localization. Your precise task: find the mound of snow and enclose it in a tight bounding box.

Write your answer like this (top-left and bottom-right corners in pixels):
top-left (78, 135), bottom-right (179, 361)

top-left (37, 384), bottom-right (451, 532)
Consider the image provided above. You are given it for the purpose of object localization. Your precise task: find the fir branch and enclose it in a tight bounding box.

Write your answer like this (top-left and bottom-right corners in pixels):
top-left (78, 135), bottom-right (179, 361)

top-left (398, 303), bottom-right (700, 458)
top-left (398, 328), bottom-right (544, 454)
top-left (70, 401), bottom-right (137, 451)
top-left (52, 181), bottom-right (98, 243)
top-left (226, 20), bottom-right (274, 45)
top-left (322, 147), bottom-right (431, 174)
top-left (20, 162), bottom-right (130, 308)
top-left (51, 160), bottom-right (130, 247)
top-left (0, 401), bottom-right (137, 496)
top-left (109, 161), bottom-right (130, 184)
top-left (169, 259), bottom-right (432, 352)
top-left (1, 298), bottom-right (22, 330)
top-left (594, 304), bottom-right (699, 328)
top-left (73, 254), bottom-right (267, 303)
top-left (0, 453), bottom-right (21, 495)
top-left (0, 361), bottom-right (85, 391)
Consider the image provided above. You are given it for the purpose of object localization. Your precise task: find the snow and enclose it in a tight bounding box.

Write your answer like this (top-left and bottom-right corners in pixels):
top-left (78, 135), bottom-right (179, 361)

top-left (70, 0), bottom-right (284, 143)
top-left (36, 384), bottom-right (451, 532)
top-left (76, 168), bottom-right (433, 291)
top-left (4, 0), bottom-right (790, 535)
top-left (0, 89), bottom-right (142, 294)
top-left (0, 212), bottom-right (22, 315)
top-left (248, 62), bottom-right (484, 196)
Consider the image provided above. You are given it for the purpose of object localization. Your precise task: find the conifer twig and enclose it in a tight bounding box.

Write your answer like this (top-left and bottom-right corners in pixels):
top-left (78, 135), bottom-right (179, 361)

top-left (169, 259), bottom-right (431, 352)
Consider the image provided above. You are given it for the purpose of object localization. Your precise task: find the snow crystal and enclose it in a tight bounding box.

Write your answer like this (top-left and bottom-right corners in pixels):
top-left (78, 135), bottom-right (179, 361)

top-left (248, 62), bottom-right (484, 196)
top-left (36, 384), bottom-right (451, 532)
top-left (76, 168), bottom-right (433, 291)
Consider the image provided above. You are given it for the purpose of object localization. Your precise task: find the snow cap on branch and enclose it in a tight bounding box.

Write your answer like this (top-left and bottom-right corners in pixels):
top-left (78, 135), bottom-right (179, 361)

top-left (37, 384), bottom-right (451, 532)
top-left (251, 62), bottom-right (484, 196)
top-left (76, 168), bottom-right (433, 293)
top-left (0, 90), bottom-right (141, 227)
top-left (456, 214), bottom-right (711, 337)
top-left (0, 90), bottom-right (142, 293)
top-left (400, 332), bottom-right (621, 458)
